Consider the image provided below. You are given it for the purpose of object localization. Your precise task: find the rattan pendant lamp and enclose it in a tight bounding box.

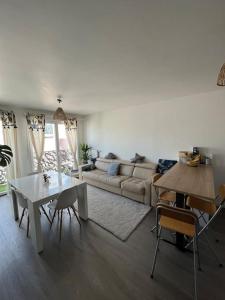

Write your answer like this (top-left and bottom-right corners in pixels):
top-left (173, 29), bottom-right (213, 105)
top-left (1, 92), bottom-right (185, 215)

top-left (53, 96), bottom-right (67, 121)
top-left (217, 63), bottom-right (225, 86)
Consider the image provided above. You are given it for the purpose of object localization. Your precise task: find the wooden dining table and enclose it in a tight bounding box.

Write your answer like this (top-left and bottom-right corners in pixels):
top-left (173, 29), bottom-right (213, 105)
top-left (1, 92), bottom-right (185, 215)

top-left (154, 162), bottom-right (215, 249)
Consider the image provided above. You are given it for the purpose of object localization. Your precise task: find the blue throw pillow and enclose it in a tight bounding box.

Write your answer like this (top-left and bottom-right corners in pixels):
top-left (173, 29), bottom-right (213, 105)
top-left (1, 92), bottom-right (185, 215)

top-left (107, 163), bottom-right (120, 176)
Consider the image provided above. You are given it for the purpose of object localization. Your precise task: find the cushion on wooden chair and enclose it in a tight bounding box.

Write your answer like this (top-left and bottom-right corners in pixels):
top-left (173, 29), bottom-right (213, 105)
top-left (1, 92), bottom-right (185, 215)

top-left (187, 196), bottom-right (216, 215)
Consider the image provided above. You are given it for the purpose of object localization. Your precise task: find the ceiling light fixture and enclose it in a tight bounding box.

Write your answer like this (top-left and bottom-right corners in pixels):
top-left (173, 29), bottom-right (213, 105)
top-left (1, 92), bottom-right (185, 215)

top-left (217, 62), bottom-right (225, 86)
top-left (53, 96), bottom-right (67, 121)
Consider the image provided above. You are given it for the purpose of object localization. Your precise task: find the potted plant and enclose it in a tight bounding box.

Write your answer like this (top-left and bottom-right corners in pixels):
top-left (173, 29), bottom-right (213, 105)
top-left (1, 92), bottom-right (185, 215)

top-left (80, 143), bottom-right (92, 164)
top-left (0, 145), bottom-right (13, 167)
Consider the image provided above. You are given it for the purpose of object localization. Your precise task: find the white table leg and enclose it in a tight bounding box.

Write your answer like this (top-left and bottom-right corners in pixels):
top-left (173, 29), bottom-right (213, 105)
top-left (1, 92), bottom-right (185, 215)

top-left (10, 187), bottom-right (19, 221)
top-left (27, 200), bottom-right (43, 253)
top-left (77, 182), bottom-right (88, 220)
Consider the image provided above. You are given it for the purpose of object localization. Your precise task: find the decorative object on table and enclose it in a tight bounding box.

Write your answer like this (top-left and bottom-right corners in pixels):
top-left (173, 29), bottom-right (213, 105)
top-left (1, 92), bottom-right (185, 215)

top-left (130, 153), bottom-right (145, 163)
top-left (91, 157), bottom-right (97, 164)
top-left (80, 143), bottom-right (92, 164)
top-left (43, 173), bottom-right (50, 183)
top-left (53, 96), bottom-right (67, 121)
top-left (104, 152), bottom-right (117, 159)
top-left (192, 147), bottom-right (199, 155)
top-left (97, 150), bottom-right (101, 158)
top-left (156, 159), bottom-right (177, 174)
top-left (186, 154), bottom-right (201, 167)
top-left (178, 151), bottom-right (192, 163)
top-left (205, 156), bottom-right (211, 165)
top-left (107, 163), bottom-right (120, 176)
top-left (0, 144), bottom-right (13, 167)
top-left (217, 62), bottom-right (225, 86)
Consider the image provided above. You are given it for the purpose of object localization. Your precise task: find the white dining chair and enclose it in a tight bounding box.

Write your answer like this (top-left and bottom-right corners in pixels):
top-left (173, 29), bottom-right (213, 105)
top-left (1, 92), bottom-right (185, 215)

top-left (12, 188), bottom-right (51, 237)
top-left (12, 189), bottom-right (30, 237)
top-left (49, 186), bottom-right (81, 240)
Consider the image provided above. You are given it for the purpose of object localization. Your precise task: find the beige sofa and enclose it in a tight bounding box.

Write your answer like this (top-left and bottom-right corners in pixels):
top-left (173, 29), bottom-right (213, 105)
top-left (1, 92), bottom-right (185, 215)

top-left (79, 158), bottom-right (157, 206)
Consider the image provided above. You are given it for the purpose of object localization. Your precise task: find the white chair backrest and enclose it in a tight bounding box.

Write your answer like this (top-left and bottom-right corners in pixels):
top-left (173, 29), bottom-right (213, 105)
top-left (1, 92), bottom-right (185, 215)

top-left (56, 186), bottom-right (77, 210)
top-left (13, 190), bottom-right (28, 209)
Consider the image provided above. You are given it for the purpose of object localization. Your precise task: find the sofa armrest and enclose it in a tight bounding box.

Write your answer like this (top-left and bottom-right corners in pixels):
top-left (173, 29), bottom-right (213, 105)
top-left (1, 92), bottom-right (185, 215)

top-left (78, 163), bottom-right (93, 180)
top-left (143, 179), bottom-right (152, 206)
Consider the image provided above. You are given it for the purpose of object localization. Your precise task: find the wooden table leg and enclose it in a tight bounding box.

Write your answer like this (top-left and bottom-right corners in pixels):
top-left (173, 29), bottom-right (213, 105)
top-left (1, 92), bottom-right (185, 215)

top-left (176, 192), bottom-right (185, 250)
top-left (77, 182), bottom-right (88, 220)
top-left (10, 187), bottom-right (19, 221)
top-left (27, 200), bottom-right (43, 253)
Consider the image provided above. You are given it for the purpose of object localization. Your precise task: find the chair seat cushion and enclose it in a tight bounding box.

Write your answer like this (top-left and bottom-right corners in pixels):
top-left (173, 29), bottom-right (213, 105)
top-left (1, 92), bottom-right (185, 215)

top-left (121, 177), bottom-right (146, 195)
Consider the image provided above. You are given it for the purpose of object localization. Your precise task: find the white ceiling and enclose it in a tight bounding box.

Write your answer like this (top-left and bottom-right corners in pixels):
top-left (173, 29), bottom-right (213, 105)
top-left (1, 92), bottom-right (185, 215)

top-left (0, 0), bottom-right (225, 115)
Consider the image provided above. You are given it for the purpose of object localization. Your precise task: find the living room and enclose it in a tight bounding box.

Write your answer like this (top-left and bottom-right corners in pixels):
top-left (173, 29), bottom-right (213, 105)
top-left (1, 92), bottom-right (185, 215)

top-left (0, 1), bottom-right (225, 300)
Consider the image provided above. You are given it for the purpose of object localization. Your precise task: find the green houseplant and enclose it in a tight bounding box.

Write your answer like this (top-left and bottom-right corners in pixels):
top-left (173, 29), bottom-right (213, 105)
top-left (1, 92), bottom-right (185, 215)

top-left (80, 143), bottom-right (92, 164)
top-left (0, 145), bottom-right (13, 167)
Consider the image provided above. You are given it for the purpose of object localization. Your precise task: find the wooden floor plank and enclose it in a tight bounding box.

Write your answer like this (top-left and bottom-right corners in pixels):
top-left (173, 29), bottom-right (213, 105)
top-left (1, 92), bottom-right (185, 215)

top-left (0, 195), bottom-right (225, 300)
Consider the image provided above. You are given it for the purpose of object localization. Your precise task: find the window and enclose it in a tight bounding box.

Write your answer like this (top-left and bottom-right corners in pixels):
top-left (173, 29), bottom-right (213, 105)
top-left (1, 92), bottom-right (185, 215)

top-left (32, 122), bottom-right (74, 173)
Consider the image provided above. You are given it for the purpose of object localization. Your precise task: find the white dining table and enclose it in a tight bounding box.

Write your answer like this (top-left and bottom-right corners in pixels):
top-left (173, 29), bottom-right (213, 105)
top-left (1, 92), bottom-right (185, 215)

top-left (9, 171), bottom-right (88, 253)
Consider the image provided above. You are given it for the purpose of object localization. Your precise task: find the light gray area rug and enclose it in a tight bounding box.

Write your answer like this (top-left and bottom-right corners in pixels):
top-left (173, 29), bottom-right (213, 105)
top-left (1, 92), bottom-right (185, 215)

top-left (86, 185), bottom-right (151, 241)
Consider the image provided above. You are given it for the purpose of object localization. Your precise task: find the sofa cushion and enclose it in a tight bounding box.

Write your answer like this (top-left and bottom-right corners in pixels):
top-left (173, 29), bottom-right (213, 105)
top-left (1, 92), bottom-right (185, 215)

top-left (83, 169), bottom-right (106, 181)
top-left (99, 174), bottom-right (128, 187)
top-left (105, 152), bottom-right (117, 159)
top-left (107, 163), bottom-right (120, 176)
top-left (121, 177), bottom-right (146, 195)
top-left (119, 164), bottom-right (134, 176)
top-left (156, 159), bottom-right (177, 174)
top-left (133, 166), bottom-right (155, 181)
top-left (83, 169), bottom-right (128, 188)
top-left (95, 160), bottom-right (110, 172)
top-left (130, 153), bottom-right (145, 163)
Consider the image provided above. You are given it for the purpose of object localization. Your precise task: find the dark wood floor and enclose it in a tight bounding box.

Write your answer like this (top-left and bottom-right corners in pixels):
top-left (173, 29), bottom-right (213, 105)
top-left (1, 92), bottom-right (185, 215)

top-left (0, 195), bottom-right (225, 300)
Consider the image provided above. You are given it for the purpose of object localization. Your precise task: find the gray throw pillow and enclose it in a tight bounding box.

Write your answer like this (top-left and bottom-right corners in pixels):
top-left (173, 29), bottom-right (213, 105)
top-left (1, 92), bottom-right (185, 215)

top-left (107, 163), bottom-right (120, 176)
top-left (131, 153), bottom-right (145, 163)
top-left (105, 152), bottom-right (117, 159)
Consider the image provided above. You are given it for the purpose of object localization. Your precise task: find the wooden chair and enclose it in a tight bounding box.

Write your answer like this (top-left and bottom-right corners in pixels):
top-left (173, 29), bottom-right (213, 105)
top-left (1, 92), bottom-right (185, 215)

top-left (49, 186), bottom-right (81, 241)
top-left (185, 184), bottom-right (225, 267)
top-left (150, 204), bottom-right (199, 300)
top-left (151, 173), bottom-right (177, 232)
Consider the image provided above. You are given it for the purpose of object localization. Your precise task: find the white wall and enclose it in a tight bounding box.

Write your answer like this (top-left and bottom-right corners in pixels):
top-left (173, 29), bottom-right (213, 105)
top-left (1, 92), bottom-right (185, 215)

top-left (0, 104), bottom-right (85, 177)
top-left (84, 89), bottom-right (225, 189)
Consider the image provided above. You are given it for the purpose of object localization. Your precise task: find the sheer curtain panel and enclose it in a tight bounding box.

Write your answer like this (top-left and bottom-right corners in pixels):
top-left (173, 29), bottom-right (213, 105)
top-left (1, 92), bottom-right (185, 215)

top-left (64, 118), bottom-right (78, 169)
top-left (26, 113), bottom-right (45, 172)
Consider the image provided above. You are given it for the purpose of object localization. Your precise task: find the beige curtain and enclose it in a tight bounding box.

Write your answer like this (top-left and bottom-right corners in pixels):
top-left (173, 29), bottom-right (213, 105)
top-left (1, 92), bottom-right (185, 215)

top-left (1, 111), bottom-right (20, 179)
top-left (26, 113), bottom-right (45, 172)
top-left (64, 118), bottom-right (78, 169)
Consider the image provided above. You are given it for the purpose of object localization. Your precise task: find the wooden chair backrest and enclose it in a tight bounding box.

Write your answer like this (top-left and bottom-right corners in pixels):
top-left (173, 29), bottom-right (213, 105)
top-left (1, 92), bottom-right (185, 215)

top-left (156, 204), bottom-right (198, 225)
